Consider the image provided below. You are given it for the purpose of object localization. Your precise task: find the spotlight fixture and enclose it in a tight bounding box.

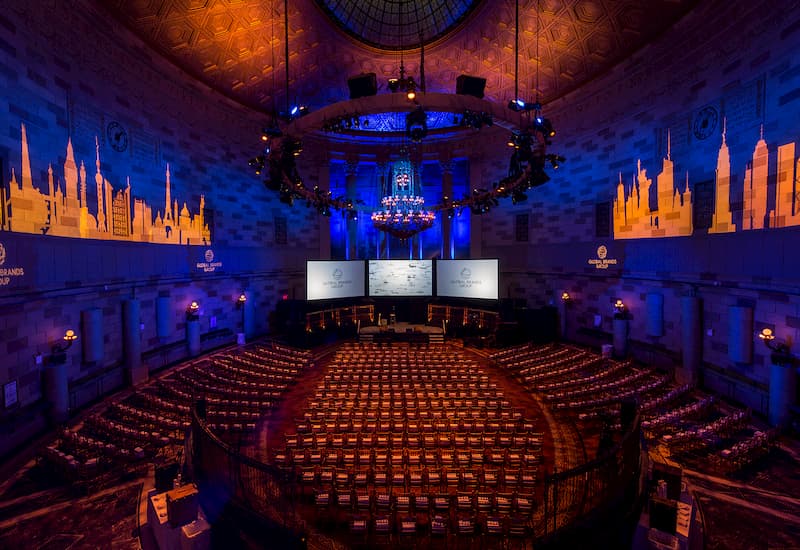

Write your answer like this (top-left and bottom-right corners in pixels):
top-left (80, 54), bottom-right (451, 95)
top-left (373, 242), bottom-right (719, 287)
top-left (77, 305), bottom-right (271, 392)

top-left (406, 107), bottom-right (428, 143)
top-left (50, 329), bottom-right (78, 365)
top-left (508, 99), bottom-right (542, 112)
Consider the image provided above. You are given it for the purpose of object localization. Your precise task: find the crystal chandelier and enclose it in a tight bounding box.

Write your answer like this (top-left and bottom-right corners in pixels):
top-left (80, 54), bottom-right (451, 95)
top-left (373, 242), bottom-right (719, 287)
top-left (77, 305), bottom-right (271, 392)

top-left (371, 155), bottom-right (435, 240)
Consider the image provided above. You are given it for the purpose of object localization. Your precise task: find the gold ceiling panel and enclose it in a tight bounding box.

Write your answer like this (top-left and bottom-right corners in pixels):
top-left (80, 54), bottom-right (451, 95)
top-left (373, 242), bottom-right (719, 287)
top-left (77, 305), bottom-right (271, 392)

top-left (102, 0), bottom-right (700, 112)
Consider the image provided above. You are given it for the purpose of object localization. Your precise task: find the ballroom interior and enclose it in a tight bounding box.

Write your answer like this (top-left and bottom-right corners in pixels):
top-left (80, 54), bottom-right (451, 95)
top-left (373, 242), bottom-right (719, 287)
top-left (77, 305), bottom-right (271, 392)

top-left (1, 0), bottom-right (800, 549)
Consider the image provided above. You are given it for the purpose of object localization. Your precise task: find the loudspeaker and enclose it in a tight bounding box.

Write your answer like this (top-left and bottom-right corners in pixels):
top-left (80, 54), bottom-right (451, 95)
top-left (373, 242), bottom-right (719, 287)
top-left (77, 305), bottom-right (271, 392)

top-left (649, 496), bottom-right (678, 534)
top-left (154, 462), bottom-right (180, 493)
top-left (456, 75), bottom-right (486, 99)
top-left (166, 483), bottom-right (199, 527)
top-left (348, 73), bottom-right (377, 99)
top-left (652, 462), bottom-right (682, 501)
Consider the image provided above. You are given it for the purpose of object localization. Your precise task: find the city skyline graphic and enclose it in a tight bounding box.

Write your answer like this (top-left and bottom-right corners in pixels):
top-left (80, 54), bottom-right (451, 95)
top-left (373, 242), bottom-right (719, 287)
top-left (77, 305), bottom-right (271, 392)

top-left (0, 123), bottom-right (210, 245)
top-left (613, 123), bottom-right (800, 239)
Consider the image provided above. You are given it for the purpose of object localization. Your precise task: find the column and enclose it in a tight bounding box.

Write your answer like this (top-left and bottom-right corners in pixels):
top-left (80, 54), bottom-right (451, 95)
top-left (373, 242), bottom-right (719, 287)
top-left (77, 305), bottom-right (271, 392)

top-left (678, 295), bottom-right (702, 385)
top-left (728, 305), bottom-right (753, 364)
top-left (156, 296), bottom-right (171, 342)
top-left (375, 160), bottom-right (389, 259)
top-left (317, 160), bottom-right (331, 259)
top-left (43, 360), bottom-right (69, 424)
top-left (769, 355), bottom-right (796, 426)
top-left (186, 316), bottom-right (201, 356)
top-left (469, 155), bottom-right (483, 259)
top-left (345, 159), bottom-right (358, 260)
top-left (123, 299), bottom-right (147, 385)
top-left (440, 158), bottom-right (454, 259)
top-left (81, 308), bottom-right (103, 363)
top-left (612, 317), bottom-right (629, 358)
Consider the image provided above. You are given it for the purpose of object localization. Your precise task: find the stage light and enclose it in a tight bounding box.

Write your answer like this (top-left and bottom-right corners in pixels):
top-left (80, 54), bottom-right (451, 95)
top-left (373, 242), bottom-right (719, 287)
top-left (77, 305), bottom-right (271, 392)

top-left (388, 78), bottom-right (400, 92)
top-left (508, 99), bottom-right (526, 111)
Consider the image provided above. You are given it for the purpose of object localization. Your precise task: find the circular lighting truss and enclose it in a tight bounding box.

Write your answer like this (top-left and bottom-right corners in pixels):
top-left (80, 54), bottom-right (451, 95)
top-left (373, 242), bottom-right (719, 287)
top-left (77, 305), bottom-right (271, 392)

top-left (249, 94), bottom-right (565, 234)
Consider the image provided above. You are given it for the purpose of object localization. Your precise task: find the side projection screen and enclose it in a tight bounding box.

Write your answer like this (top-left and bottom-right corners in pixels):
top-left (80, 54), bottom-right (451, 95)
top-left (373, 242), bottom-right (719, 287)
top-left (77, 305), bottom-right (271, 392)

top-left (435, 259), bottom-right (499, 300)
top-left (368, 260), bottom-right (433, 297)
top-left (306, 260), bottom-right (365, 300)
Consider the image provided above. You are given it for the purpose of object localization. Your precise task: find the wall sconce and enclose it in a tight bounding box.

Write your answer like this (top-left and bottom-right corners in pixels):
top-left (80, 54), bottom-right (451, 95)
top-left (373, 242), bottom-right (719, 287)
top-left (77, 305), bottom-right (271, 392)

top-left (186, 301), bottom-right (200, 321)
top-left (50, 329), bottom-right (78, 365)
top-left (237, 293), bottom-right (247, 307)
top-left (613, 299), bottom-right (628, 320)
top-left (561, 292), bottom-right (571, 302)
top-left (759, 327), bottom-right (792, 364)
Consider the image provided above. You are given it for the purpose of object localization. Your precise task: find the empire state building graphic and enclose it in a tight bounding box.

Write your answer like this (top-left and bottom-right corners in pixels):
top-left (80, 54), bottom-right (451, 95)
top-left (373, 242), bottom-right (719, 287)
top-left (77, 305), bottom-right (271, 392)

top-left (0, 123), bottom-right (210, 245)
top-left (613, 123), bottom-right (800, 239)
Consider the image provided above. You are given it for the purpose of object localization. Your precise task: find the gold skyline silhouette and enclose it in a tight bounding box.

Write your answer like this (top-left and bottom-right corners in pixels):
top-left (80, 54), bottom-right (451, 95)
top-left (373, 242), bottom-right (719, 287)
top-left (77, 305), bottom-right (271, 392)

top-left (613, 124), bottom-right (800, 239)
top-left (0, 123), bottom-right (210, 245)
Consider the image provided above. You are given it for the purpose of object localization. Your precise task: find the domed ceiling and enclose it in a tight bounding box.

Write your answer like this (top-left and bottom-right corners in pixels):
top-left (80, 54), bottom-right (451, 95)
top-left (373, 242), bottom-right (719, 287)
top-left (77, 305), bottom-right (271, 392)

top-left (312, 0), bottom-right (482, 50)
top-left (101, 0), bottom-right (701, 114)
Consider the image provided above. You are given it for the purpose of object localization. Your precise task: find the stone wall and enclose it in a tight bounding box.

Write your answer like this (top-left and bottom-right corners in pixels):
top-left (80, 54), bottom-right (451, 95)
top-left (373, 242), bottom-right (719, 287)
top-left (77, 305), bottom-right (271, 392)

top-left (480, 0), bottom-right (800, 414)
top-left (0, 0), bottom-right (317, 454)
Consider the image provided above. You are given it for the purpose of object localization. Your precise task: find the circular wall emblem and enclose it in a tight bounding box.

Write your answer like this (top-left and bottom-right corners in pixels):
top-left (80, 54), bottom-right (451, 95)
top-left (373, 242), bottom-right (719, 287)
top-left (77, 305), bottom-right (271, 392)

top-left (204, 249), bottom-right (214, 262)
top-left (332, 268), bottom-right (343, 280)
top-left (597, 245), bottom-right (607, 259)
top-left (460, 267), bottom-right (472, 278)
top-left (0, 243), bottom-right (6, 266)
top-left (693, 106), bottom-right (718, 140)
top-left (106, 121), bottom-right (128, 152)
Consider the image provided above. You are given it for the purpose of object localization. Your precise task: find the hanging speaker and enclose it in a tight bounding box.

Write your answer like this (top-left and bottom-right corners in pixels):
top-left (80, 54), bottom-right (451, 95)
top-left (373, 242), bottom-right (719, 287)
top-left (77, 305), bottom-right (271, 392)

top-left (348, 73), bottom-right (377, 99)
top-left (456, 75), bottom-right (486, 99)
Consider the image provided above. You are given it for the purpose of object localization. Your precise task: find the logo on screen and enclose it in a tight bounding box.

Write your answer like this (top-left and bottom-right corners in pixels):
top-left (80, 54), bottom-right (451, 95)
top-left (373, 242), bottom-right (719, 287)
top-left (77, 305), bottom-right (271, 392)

top-left (460, 267), bottom-right (472, 278)
top-left (332, 268), bottom-right (343, 280)
top-left (205, 249), bottom-right (215, 262)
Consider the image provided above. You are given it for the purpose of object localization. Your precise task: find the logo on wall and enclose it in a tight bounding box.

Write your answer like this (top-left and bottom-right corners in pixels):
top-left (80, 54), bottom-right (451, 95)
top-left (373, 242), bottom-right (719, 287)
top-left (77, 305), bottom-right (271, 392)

top-left (0, 241), bottom-right (25, 286)
top-left (460, 268), bottom-right (472, 278)
top-left (588, 245), bottom-right (618, 270)
top-left (332, 268), bottom-right (343, 280)
top-left (196, 249), bottom-right (222, 273)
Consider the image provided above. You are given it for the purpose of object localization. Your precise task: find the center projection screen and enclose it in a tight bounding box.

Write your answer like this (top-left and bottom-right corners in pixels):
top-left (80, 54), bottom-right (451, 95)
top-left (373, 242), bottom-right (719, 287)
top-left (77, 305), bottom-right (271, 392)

top-left (306, 260), bottom-right (365, 300)
top-left (368, 260), bottom-right (433, 297)
top-left (435, 259), bottom-right (499, 300)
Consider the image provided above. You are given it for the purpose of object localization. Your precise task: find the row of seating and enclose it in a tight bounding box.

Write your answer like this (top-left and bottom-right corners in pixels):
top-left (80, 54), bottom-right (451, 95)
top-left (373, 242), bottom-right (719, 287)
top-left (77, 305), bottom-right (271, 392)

top-left (39, 341), bottom-right (312, 478)
top-left (272, 342), bottom-right (545, 537)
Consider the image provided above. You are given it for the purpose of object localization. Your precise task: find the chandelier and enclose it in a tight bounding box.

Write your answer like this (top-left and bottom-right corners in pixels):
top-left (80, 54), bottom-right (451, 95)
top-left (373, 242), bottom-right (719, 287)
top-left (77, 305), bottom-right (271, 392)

top-left (371, 156), bottom-right (435, 240)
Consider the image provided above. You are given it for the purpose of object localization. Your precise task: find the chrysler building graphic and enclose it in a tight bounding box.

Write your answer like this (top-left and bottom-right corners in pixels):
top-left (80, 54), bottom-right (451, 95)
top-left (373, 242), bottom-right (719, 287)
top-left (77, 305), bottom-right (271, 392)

top-left (0, 123), bottom-right (210, 245)
top-left (613, 123), bottom-right (800, 239)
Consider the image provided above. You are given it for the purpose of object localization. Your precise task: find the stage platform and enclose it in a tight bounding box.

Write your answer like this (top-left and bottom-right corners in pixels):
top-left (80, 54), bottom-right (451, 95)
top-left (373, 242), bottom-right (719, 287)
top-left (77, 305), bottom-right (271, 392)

top-left (359, 323), bottom-right (444, 344)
